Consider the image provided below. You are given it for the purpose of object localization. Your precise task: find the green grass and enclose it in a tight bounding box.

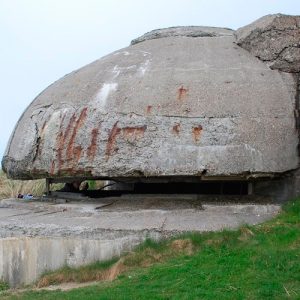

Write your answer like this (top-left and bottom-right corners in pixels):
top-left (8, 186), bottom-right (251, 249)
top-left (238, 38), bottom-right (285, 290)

top-left (0, 281), bottom-right (9, 292)
top-left (2, 198), bottom-right (300, 300)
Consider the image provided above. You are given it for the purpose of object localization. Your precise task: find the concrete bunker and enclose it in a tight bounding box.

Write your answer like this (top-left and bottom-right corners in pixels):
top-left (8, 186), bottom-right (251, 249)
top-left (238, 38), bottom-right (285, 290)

top-left (2, 14), bottom-right (300, 201)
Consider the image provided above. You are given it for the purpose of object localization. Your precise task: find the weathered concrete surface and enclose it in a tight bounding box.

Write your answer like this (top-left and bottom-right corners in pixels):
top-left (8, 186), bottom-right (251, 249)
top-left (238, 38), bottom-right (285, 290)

top-left (131, 26), bottom-right (234, 44)
top-left (0, 197), bottom-right (280, 286)
top-left (0, 236), bottom-right (145, 288)
top-left (2, 22), bottom-right (299, 180)
top-left (236, 15), bottom-right (300, 183)
top-left (236, 14), bottom-right (300, 73)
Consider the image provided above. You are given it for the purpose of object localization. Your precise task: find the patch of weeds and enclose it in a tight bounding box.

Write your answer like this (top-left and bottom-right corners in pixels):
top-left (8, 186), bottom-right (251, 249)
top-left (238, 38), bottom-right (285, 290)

top-left (283, 198), bottom-right (300, 215)
top-left (135, 237), bottom-right (167, 252)
top-left (0, 280), bottom-right (9, 291)
top-left (37, 257), bottom-right (120, 287)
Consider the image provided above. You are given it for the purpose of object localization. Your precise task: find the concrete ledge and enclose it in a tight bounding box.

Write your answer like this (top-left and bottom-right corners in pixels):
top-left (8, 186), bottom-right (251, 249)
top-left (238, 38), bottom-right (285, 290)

top-left (0, 197), bottom-right (281, 287)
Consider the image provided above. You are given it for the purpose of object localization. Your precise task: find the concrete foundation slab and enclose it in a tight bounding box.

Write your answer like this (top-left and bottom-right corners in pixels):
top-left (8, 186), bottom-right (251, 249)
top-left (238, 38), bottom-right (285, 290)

top-left (0, 196), bottom-right (280, 287)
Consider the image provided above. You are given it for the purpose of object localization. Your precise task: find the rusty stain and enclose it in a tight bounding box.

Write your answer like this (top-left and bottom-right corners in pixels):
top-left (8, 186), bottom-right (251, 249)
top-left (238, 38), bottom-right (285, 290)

top-left (73, 145), bottom-right (83, 162)
top-left (56, 108), bottom-right (88, 170)
top-left (177, 86), bottom-right (188, 100)
top-left (57, 112), bottom-right (75, 169)
top-left (87, 128), bottom-right (99, 160)
top-left (122, 126), bottom-right (147, 141)
top-left (50, 161), bottom-right (55, 176)
top-left (66, 107), bottom-right (88, 161)
top-left (192, 125), bottom-right (203, 142)
top-left (106, 124), bottom-right (147, 160)
top-left (106, 122), bottom-right (121, 158)
top-left (64, 114), bottom-right (76, 141)
top-left (146, 105), bottom-right (152, 114)
top-left (172, 123), bottom-right (181, 135)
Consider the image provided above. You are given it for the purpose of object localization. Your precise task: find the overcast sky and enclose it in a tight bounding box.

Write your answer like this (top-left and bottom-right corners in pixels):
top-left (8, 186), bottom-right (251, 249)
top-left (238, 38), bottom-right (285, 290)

top-left (0, 0), bottom-right (299, 159)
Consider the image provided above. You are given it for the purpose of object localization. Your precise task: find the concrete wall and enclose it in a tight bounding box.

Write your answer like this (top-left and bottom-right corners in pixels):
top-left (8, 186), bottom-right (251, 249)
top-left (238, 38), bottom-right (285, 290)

top-left (253, 171), bottom-right (300, 202)
top-left (0, 234), bottom-right (157, 287)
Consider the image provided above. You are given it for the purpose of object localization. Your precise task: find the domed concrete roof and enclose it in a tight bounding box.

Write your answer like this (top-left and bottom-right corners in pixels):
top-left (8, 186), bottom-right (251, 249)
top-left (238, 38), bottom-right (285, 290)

top-left (2, 21), bottom-right (299, 179)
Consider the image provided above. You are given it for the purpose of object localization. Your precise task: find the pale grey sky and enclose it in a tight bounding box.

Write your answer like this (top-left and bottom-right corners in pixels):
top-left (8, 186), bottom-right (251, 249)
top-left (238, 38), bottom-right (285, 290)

top-left (0, 0), bottom-right (299, 159)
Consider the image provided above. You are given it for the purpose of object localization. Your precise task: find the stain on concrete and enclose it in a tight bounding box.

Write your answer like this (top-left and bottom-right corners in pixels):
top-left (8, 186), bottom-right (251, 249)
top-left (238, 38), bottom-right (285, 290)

top-left (106, 122), bottom-right (122, 159)
top-left (192, 125), bottom-right (203, 142)
top-left (172, 123), bottom-right (181, 135)
top-left (177, 86), bottom-right (188, 100)
top-left (87, 128), bottom-right (100, 160)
